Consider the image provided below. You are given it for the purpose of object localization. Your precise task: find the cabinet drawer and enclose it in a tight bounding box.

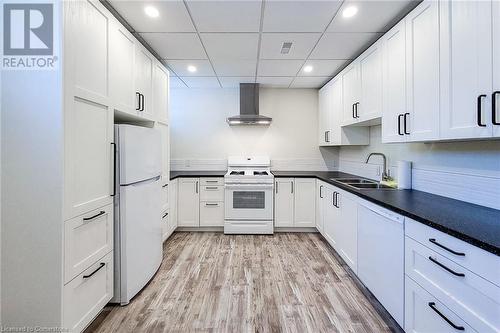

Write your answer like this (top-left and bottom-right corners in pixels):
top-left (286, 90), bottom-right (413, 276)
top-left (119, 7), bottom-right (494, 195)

top-left (200, 185), bottom-right (224, 201)
top-left (405, 277), bottom-right (477, 333)
top-left (200, 177), bottom-right (224, 186)
top-left (63, 252), bottom-right (113, 333)
top-left (161, 182), bottom-right (169, 209)
top-left (64, 205), bottom-right (113, 283)
top-left (200, 202), bottom-right (224, 226)
top-left (406, 237), bottom-right (500, 333)
top-left (405, 218), bottom-right (500, 286)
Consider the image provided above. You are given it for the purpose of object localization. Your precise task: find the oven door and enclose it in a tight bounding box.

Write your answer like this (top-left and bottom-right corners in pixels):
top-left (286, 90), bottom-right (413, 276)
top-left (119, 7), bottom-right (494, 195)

top-left (225, 183), bottom-right (273, 220)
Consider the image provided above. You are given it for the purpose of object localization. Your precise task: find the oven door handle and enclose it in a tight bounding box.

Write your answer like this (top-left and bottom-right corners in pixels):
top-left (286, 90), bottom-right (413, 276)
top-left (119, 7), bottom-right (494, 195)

top-left (225, 184), bottom-right (274, 190)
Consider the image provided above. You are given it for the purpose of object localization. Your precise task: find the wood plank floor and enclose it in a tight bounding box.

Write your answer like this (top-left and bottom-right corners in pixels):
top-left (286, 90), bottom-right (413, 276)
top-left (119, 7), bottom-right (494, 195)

top-left (86, 232), bottom-right (402, 333)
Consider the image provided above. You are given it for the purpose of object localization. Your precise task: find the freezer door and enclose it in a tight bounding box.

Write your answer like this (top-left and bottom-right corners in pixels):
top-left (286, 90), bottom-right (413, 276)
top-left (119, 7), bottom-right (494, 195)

top-left (119, 177), bottom-right (162, 304)
top-left (117, 125), bottom-right (161, 185)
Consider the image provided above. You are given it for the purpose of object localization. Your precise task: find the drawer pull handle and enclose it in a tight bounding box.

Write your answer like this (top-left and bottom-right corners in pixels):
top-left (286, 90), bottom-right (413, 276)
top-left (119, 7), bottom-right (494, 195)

top-left (162, 183), bottom-right (168, 188)
top-left (83, 262), bottom-right (105, 279)
top-left (428, 238), bottom-right (465, 256)
top-left (428, 302), bottom-right (465, 331)
top-left (206, 180), bottom-right (218, 183)
top-left (205, 186), bottom-right (218, 190)
top-left (205, 203), bottom-right (219, 206)
top-left (83, 211), bottom-right (105, 221)
top-left (428, 256), bottom-right (465, 277)
top-left (162, 212), bottom-right (169, 219)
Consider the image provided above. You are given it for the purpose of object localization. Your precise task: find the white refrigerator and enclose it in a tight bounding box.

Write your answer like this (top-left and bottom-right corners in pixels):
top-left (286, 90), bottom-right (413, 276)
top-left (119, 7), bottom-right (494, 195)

top-left (112, 125), bottom-right (163, 305)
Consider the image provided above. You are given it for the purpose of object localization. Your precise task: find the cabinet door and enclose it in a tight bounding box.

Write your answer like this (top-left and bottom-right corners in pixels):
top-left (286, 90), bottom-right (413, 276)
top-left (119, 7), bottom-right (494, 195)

top-left (337, 190), bottom-right (358, 273)
top-left (153, 62), bottom-right (169, 124)
top-left (382, 20), bottom-right (407, 143)
top-left (405, 0), bottom-right (440, 142)
top-left (156, 123), bottom-right (169, 184)
top-left (316, 182), bottom-right (325, 233)
top-left (322, 186), bottom-right (338, 248)
top-left (177, 178), bottom-right (200, 226)
top-left (440, 0), bottom-right (493, 140)
top-left (274, 178), bottom-right (294, 227)
top-left (318, 81), bottom-right (333, 145)
top-left (342, 63), bottom-right (360, 125)
top-left (359, 42), bottom-right (382, 122)
top-left (169, 179), bottom-right (178, 229)
top-left (493, 0), bottom-right (500, 138)
top-left (109, 21), bottom-right (135, 114)
top-left (294, 178), bottom-right (316, 227)
top-left (330, 77), bottom-right (343, 145)
top-left (135, 46), bottom-right (154, 119)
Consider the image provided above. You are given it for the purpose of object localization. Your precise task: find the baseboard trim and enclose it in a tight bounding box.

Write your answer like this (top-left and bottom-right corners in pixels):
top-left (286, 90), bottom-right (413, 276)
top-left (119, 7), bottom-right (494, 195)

top-left (274, 227), bottom-right (319, 233)
top-left (176, 227), bottom-right (224, 232)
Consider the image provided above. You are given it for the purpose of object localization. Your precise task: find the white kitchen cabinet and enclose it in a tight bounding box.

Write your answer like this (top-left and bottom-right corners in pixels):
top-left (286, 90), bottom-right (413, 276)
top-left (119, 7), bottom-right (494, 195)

top-left (134, 46), bottom-right (154, 120)
top-left (109, 20), bottom-right (135, 115)
top-left (405, 0), bottom-right (441, 142)
top-left (156, 122), bottom-right (170, 183)
top-left (178, 178), bottom-right (200, 227)
top-left (342, 63), bottom-right (361, 125)
top-left (318, 80), bottom-right (334, 146)
top-left (294, 178), bottom-right (316, 227)
top-left (274, 178), bottom-right (294, 227)
top-left (323, 186), bottom-right (339, 249)
top-left (382, 19), bottom-right (407, 143)
top-left (358, 202), bottom-right (404, 327)
top-left (169, 178), bottom-right (178, 230)
top-left (405, 277), bottom-right (477, 333)
top-left (200, 202), bottom-right (224, 227)
top-left (153, 62), bottom-right (169, 124)
top-left (440, 0), bottom-right (494, 140)
top-left (335, 188), bottom-right (358, 273)
top-left (493, 0), bottom-right (500, 138)
top-left (358, 42), bottom-right (383, 122)
top-left (316, 181), bottom-right (325, 233)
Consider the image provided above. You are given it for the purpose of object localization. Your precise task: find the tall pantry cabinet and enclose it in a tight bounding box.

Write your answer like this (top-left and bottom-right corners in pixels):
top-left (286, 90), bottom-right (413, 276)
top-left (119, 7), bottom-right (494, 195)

top-left (1, 1), bottom-right (170, 332)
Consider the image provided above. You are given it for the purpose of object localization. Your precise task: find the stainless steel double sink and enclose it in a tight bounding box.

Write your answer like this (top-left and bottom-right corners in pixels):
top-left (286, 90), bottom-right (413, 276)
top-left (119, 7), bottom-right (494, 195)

top-left (331, 178), bottom-right (396, 190)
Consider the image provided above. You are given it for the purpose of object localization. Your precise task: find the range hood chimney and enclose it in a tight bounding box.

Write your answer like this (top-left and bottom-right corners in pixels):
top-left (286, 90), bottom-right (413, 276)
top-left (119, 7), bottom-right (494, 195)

top-left (227, 83), bottom-right (272, 125)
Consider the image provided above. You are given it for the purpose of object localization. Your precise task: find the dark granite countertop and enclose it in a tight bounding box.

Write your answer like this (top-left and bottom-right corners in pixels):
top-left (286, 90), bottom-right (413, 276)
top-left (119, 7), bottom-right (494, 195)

top-left (170, 170), bottom-right (227, 180)
top-left (273, 171), bottom-right (500, 256)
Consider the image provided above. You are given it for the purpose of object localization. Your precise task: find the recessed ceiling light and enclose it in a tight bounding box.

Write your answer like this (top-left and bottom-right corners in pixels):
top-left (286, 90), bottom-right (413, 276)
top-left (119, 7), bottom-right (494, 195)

top-left (303, 65), bottom-right (313, 73)
top-left (342, 6), bottom-right (358, 18)
top-left (144, 6), bottom-right (159, 18)
top-left (187, 65), bottom-right (197, 73)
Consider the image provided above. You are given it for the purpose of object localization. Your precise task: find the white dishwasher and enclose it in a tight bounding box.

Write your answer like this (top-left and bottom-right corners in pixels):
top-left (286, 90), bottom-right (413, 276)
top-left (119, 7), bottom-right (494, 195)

top-left (358, 200), bottom-right (405, 327)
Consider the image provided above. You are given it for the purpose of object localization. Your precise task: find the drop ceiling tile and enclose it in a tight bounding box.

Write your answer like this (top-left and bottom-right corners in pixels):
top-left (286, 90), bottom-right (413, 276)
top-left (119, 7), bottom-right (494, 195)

top-left (327, 0), bottom-right (418, 33)
top-left (257, 60), bottom-right (303, 76)
top-left (219, 77), bottom-right (256, 88)
top-left (170, 76), bottom-right (188, 89)
top-left (140, 33), bottom-right (206, 59)
top-left (110, 1), bottom-right (195, 32)
top-left (201, 33), bottom-right (259, 60)
top-left (298, 60), bottom-right (346, 77)
top-left (166, 60), bottom-right (215, 76)
top-left (256, 76), bottom-right (294, 88)
top-left (310, 32), bottom-right (383, 59)
top-left (260, 33), bottom-right (321, 59)
top-left (290, 76), bottom-right (330, 88)
top-left (181, 77), bottom-right (221, 88)
top-left (212, 59), bottom-right (257, 76)
top-left (263, 1), bottom-right (342, 32)
top-left (186, 1), bottom-right (262, 32)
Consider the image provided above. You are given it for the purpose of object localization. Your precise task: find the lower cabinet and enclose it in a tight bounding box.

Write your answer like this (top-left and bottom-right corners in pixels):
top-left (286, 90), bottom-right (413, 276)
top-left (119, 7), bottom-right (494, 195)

top-left (274, 178), bottom-right (316, 228)
top-left (63, 252), bottom-right (114, 333)
top-left (335, 188), bottom-right (358, 274)
top-left (177, 178), bottom-right (200, 226)
top-left (358, 201), bottom-right (404, 327)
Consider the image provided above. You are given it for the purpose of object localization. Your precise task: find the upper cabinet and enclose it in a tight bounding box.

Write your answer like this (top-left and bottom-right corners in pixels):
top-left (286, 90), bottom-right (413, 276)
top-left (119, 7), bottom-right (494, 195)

top-left (154, 62), bottom-right (170, 124)
top-left (494, 1), bottom-right (500, 138)
top-left (358, 43), bottom-right (383, 122)
top-left (134, 46), bottom-right (155, 120)
top-left (342, 62), bottom-right (361, 125)
top-left (318, 80), bottom-right (334, 145)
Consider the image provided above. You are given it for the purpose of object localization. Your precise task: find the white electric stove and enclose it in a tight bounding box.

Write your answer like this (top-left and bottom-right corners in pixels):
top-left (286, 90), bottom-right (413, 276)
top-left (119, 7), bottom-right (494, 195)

top-left (224, 156), bottom-right (274, 234)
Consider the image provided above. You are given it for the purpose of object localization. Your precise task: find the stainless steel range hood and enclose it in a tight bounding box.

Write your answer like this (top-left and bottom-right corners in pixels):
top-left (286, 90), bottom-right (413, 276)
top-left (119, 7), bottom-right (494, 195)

top-left (227, 83), bottom-right (272, 125)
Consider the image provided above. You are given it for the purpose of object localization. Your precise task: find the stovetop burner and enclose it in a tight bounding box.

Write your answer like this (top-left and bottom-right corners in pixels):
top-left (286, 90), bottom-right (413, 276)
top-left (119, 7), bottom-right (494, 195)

top-left (230, 171), bottom-right (245, 175)
top-left (253, 171), bottom-right (269, 176)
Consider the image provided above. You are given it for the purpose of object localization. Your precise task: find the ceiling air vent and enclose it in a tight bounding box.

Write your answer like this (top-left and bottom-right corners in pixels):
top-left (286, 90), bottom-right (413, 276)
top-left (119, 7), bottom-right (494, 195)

top-left (280, 42), bottom-right (293, 54)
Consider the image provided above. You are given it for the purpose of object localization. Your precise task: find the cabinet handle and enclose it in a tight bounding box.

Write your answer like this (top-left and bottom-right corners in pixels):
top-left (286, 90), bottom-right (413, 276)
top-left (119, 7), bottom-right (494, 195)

top-left (83, 210), bottom-right (105, 222)
top-left (319, 185), bottom-right (323, 198)
top-left (135, 92), bottom-right (141, 111)
top-left (324, 131), bottom-right (328, 143)
top-left (477, 94), bottom-right (487, 127)
top-left (355, 102), bottom-right (360, 118)
top-left (493, 91), bottom-right (500, 125)
top-left (140, 93), bottom-right (145, 112)
top-left (332, 191), bottom-right (336, 206)
top-left (326, 130), bottom-right (330, 143)
top-left (352, 103), bottom-right (356, 119)
top-left (291, 181), bottom-right (294, 194)
top-left (206, 180), bottom-right (218, 183)
top-left (83, 262), bottom-right (105, 279)
top-left (403, 112), bottom-right (410, 135)
top-left (397, 114), bottom-right (404, 135)
top-left (428, 256), bottom-right (465, 277)
top-left (276, 181), bottom-right (279, 193)
top-left (334, 192), bottom-right (339, 208)
top-left (162, 183), bottom-right (168, 188)
top-left (196, 181), bottom-right (199, 193)
top-left (111, 143), bottom-right (116, 197)
top-left (162, 212), bottom-right (169, 219)
top-left (428, 238), bottom-right (465, 256)
top-left (205, 186), bottom-right (218, 190)
top-left (428, 302), bottom-right (464, 331)
top-left (205, 203), bottom-right (219, 207)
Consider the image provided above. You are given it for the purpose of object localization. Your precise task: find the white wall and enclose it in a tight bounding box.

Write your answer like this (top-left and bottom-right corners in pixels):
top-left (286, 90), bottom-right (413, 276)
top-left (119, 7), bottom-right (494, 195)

top-left (170, 88), bottom-right (338, 170)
